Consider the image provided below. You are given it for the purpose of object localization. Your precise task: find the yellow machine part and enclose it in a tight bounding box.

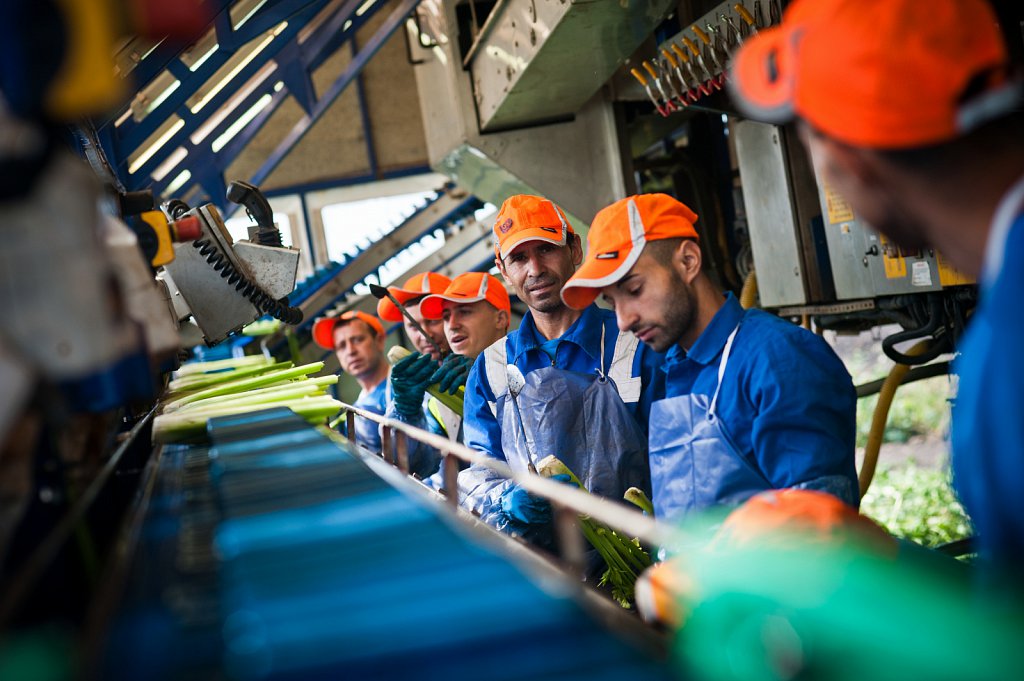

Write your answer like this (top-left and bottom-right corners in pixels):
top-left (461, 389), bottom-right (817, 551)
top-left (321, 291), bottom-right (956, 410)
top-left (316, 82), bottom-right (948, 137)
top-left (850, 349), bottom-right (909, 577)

top-left (45, 0), bottom-right (125, 120)
top-left (935, 251), bottom-right (974, 287)
top-left (142, 210), bottom-right (176, 267)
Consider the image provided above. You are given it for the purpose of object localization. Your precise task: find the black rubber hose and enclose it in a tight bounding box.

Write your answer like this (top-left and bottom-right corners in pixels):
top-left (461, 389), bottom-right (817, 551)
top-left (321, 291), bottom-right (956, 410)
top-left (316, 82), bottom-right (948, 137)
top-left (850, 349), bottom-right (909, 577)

top-left (191, 240), bottom-right (303, 325)
top-left (855, 361), bottom-right (951, 398)
top-left (882, 295), bottom-right (949, 364)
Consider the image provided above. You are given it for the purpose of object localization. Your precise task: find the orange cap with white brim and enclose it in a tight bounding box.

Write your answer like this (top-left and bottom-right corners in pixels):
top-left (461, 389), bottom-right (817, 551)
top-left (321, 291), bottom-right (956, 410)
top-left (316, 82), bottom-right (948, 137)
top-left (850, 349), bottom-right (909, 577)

top-left (561, 194), bottom-right (699, 310)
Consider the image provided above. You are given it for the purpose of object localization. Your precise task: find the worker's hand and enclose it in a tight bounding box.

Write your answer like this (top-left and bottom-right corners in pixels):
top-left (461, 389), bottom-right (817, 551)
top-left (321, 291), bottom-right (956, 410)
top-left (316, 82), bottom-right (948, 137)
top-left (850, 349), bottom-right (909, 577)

top-left (390, 352), bottom-right (438, 418)
top-left (430, 354), bottom-right (472, 395)
top-left (550, 473), bottom-right (578, 488)
top-left (499, 483), bottom-right (552, 526)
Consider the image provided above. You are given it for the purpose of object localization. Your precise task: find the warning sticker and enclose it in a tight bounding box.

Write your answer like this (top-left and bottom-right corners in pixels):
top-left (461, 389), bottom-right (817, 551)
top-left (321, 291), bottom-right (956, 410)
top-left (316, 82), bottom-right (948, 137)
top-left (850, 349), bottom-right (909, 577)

top-left (911, 260), bottom-right (933, 287)
top-left (879, 236), bottom-right (906, 279)
top-left (824, 180), bottom-right (855, 224)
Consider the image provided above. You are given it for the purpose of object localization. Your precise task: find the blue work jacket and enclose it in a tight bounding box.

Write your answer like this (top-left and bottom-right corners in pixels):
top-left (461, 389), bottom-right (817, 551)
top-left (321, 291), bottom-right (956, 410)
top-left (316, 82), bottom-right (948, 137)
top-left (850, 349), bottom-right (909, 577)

top-left (658, 294), bottom-right (858, 508)
top-left (951, 179), bottom-right (1024, 569)
top-left (341, 379), bottom-right (387, 452)
top-left (460, 304), bottom-right (665, 521)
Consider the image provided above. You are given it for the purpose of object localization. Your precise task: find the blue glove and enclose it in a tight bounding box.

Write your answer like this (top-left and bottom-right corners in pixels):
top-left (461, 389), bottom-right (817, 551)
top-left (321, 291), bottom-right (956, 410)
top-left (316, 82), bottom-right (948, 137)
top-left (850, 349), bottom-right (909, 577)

top-left (430, 354), bottom-right (472, 395)
top-left (390, 352), bottom-right (439, 419)
top-left (500, 484), bottom-right (551, 526)
top-left (498, 474), bottom-right (575, 526)
top-left (550, 473), bottom-right (577, 489)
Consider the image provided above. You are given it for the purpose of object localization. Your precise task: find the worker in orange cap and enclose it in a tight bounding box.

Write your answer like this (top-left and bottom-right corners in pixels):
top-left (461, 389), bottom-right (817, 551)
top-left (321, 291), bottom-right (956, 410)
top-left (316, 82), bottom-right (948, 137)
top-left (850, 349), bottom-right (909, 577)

top-left (376, 272), bottom-right (462, 478)
top-left (312, 310), bottom-right (389, 452)
top-left (420, 271), bottom-right (512, 360)
top-left (458, 194), bottom-right (665, 547)
top-left (395, 271), bottom-right (513, 491)
top-left (376, 271), bottom-right (452, 362)
top-left (730, 0), bottom-right (1024, 570)
top-left (562, 193), bottom-right (858, 522)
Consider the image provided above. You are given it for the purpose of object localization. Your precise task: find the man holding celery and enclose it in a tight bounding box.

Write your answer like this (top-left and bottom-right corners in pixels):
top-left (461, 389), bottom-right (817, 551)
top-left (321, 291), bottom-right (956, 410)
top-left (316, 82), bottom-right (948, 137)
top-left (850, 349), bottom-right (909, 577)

top-left (384, 271), bottom-right (512, 485)
top-left (377, 271), bottom-right (461, 477)
top-left (458, 194), bottom-right (664, 546)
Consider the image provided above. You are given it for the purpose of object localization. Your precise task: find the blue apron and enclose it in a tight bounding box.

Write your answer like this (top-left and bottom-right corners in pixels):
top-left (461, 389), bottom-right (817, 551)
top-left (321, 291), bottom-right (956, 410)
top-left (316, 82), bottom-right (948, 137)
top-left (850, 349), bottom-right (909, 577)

top-left (649, 324), bottom-right (772, 522)
top-left (495, 329), bottom-right (651, 503)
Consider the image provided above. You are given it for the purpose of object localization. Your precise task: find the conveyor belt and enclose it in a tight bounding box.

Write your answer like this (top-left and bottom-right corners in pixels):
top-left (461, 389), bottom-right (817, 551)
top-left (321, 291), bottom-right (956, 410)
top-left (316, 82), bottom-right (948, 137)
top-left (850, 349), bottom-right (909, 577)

top-left (100, 408), bottom-right (677, 680)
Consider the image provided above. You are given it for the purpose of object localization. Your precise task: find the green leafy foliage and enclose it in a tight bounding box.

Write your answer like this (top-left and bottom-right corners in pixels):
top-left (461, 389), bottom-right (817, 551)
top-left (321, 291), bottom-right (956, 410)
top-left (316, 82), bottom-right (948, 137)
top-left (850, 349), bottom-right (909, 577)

top-left (860, 461), bottom-right (973, 547)
top-left (855, 376), bottom-right (951, 447)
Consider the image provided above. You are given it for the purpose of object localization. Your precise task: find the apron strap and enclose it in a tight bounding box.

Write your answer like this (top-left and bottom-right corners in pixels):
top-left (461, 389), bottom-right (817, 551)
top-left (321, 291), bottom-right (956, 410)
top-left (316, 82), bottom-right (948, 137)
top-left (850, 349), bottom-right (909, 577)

top-left (483, 339), bottom-right (509, 417)
top-left (708, 324), bottom-right (741, 417)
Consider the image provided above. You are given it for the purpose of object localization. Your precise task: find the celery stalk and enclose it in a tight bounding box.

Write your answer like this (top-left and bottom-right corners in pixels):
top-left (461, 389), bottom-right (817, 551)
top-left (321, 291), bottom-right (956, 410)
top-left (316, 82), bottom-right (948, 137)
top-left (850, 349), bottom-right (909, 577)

top-left (167, 360), bottom-right (292, 394)
top-left (178, 375), bottom-right (338, 413)
top-left (534, 455), bottom-right (652, 608)
top-left (171, 355), bottom-right (273, 378)
top-left (624, 487), bottom-right (655, 516)
top-left (386, 346), bottom-right (465, 416)
top-left (163, 362), bottom-right (326, 412)
top-left (153, 395), bottom-right (342, 444)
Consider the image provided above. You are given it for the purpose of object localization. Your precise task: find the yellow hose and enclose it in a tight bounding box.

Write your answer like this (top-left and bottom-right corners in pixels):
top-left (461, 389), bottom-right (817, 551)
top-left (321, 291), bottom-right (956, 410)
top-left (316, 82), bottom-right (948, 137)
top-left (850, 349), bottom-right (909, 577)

top-left (739, 270), bottom-right (758, 309)
top-left (858, 340), bottom-right (931, 498)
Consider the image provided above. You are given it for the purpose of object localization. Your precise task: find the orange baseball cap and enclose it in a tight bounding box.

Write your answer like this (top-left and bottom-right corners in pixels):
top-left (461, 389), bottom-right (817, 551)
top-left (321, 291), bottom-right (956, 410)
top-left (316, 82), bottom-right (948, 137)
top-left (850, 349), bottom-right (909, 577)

top-left (375, 272), bottom-right (452, 322)
top-left (561, 194), bottom-right (698, 310)
top-left (493, 194), bottom-right (575, 260)
top-left (312, 310), bottom-right (385, 350)
top-left (419, 272), bottom-right (512, 320)
top-left (712, 489), bottom-right (896, 555)
top-left (728, 0), bottom-right (1018, 149)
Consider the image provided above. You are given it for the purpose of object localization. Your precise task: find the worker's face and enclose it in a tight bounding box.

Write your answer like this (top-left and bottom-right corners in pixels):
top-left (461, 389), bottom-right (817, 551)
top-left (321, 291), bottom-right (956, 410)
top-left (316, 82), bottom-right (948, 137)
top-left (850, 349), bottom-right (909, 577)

top-left (800, 122), bottom-right (931, 254)
top-left (333, 320), bottom-right (385, 381)
top-left (601, 244), bottom-right (698, 353)
top-left (442, 300), bottom-right (508, 359)
top-left (497, 237), bottom-right (582, 314)
top-left (404, 302), bottom-right (449, 361)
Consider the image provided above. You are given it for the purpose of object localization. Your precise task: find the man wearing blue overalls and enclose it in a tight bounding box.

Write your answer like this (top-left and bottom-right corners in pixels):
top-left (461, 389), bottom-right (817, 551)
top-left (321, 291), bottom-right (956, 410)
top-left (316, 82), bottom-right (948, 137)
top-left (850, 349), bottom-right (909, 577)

top-left (562, 194), bottom-right (858, 523)
top-left (459, 194), bottom-right (664, 542)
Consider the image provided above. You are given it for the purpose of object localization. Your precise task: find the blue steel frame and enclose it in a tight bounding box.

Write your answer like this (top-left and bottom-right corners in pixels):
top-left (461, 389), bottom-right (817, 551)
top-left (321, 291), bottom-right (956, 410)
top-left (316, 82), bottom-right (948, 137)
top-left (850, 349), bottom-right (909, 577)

top-left (97, 0), bottom-right (422, 214)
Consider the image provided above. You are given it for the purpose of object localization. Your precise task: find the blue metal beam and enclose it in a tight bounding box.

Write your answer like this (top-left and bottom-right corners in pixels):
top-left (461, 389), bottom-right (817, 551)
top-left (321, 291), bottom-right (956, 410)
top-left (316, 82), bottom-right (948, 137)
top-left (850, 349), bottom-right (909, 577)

top-left (299, 192), bottom-right (316, 265)
top-left (249, 0), bottom-right (421, 188)
top-left (252, 164), bottom-right (433, 198)
top-left (124, 0), bottom-right (382, 194)
top-left (182, 163), bottom-right (434, 216)
top-left (351, 39), bottom-right (379, 179)
top-left (118, 0), bottom-right (320, 108)
top-left (117, 8), bottom-right (319, 159)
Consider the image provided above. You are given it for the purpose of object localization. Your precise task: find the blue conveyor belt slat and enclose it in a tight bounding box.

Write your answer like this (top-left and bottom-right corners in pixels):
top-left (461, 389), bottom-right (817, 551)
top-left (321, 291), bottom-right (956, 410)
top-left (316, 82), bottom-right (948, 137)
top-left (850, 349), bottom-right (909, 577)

top-left (102, 410), bottom-right (675, 680)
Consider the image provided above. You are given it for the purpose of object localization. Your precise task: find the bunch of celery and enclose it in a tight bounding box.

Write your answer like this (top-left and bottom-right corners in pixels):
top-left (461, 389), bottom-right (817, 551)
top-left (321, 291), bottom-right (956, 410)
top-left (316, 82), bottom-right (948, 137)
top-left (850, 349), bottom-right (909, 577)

top-left (386, 346), bottom-right (465, 416)
top-left (536, 455), bottom-right (653, 608)
top-left (153, 359), bottom-right (341, 443)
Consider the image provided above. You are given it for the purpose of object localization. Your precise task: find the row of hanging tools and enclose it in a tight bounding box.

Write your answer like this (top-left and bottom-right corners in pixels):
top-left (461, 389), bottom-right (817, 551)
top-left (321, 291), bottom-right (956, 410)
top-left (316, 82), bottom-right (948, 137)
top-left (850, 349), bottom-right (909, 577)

top-left (629, 1), bottom-right (778, 116)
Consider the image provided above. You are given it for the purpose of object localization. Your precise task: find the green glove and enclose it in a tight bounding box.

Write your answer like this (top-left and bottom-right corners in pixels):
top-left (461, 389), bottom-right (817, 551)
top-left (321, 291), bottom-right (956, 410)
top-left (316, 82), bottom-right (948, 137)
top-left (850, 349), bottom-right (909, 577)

top-left (390, 352), bottom-right (438, 418)
top-left (430, 354), bottom-right (473, 395)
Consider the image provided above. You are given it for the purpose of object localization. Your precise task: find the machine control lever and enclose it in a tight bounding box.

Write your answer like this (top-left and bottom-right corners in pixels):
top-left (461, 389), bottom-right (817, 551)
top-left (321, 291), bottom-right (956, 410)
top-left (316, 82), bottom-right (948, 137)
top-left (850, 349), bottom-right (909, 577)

top-left (226, 180), bottom-right (283, 248)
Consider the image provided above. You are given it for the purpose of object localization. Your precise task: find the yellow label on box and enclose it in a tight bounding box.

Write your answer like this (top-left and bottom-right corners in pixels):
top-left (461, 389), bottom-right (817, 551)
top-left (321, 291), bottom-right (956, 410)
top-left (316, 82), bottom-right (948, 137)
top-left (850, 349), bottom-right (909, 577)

top-left (823, 180), bottom-right (855, 224)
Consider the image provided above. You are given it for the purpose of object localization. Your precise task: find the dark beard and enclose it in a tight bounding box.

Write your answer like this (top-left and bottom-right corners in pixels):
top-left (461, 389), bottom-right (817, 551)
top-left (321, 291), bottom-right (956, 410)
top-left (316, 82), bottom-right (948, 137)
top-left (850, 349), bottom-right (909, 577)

top-left (651, 269), bottom-right (696, 352)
